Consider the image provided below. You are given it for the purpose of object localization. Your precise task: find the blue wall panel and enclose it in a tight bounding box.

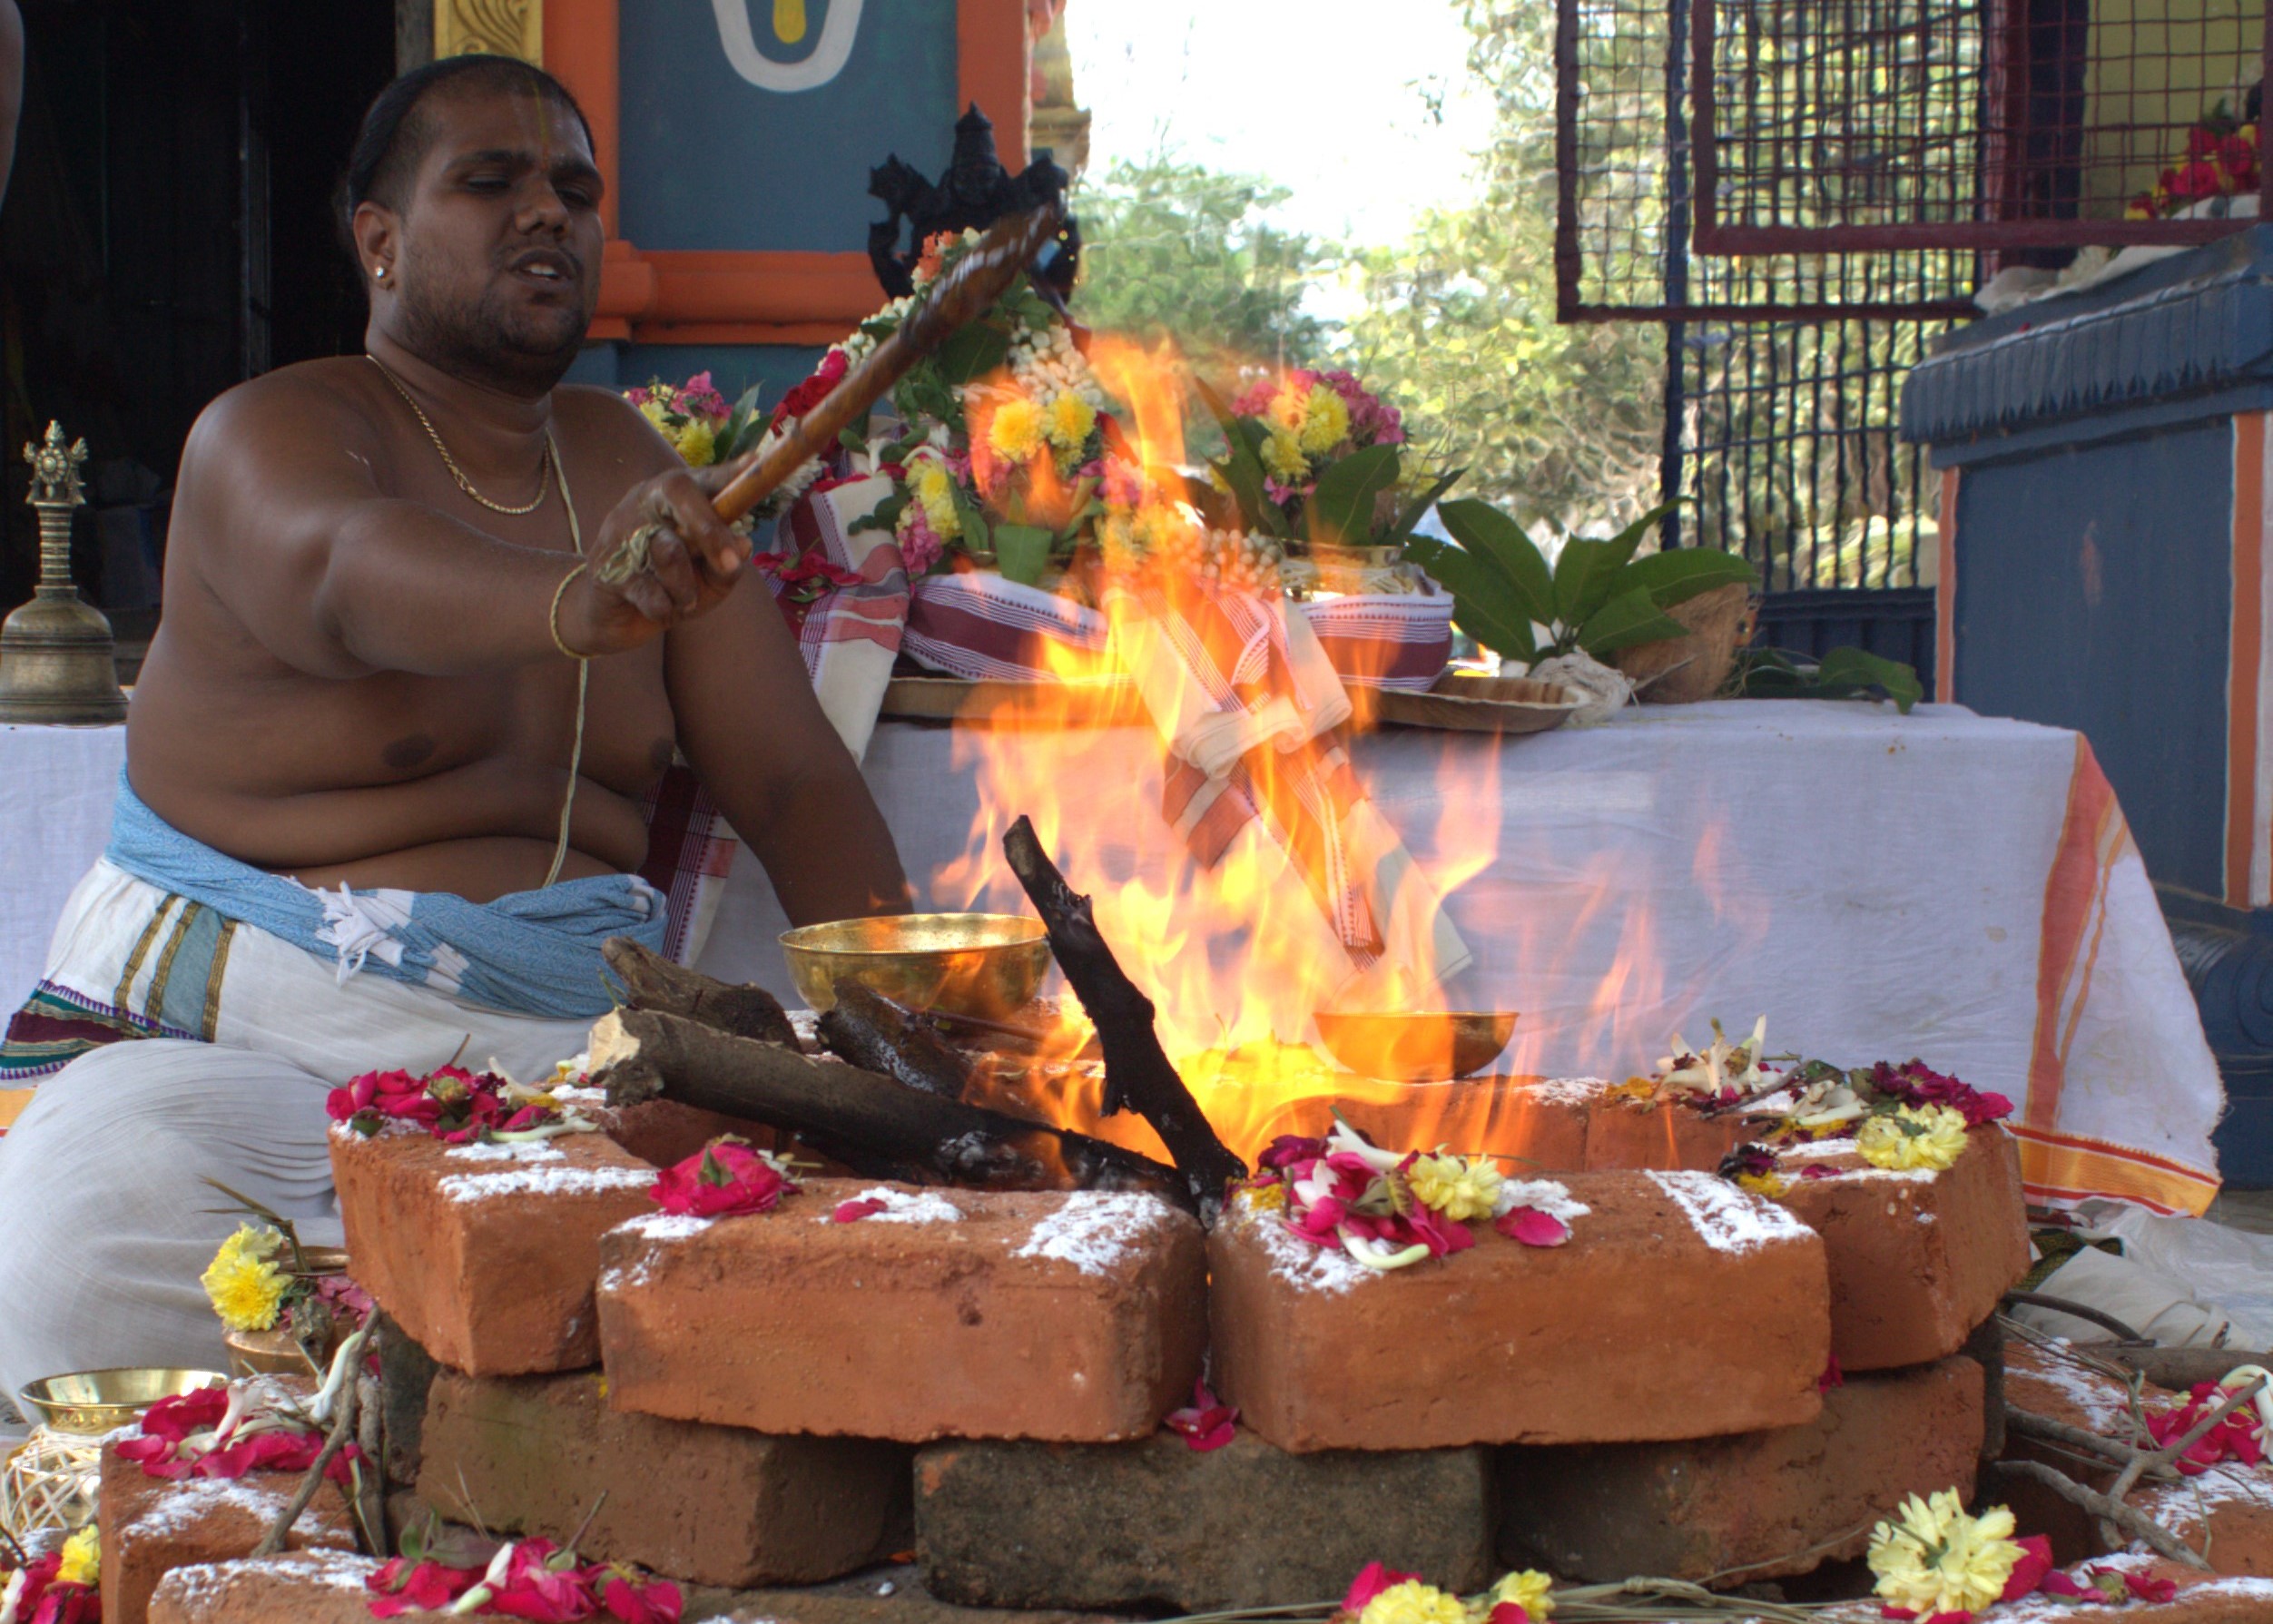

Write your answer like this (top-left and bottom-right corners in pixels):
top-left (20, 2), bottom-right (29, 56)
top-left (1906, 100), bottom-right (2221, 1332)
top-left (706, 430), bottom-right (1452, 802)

top-left (619, 1), bottom-right (959, 254)
top-left (1953, 423), bottom-right (2232, 896)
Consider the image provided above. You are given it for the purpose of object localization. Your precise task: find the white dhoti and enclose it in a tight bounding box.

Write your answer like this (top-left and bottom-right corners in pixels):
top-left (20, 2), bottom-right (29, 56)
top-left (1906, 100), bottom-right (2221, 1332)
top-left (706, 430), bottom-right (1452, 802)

top-left (0, 861), bottom-right (593, 1398)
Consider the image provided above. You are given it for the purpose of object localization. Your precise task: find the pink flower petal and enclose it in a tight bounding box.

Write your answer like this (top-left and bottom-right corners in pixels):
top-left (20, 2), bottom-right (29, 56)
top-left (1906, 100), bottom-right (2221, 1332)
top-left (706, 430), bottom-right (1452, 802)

top-left (1494, 1206), bottom-right (1570, 1247)
top-left (831, 1198), bottom-right (889, 1224)
top-left (1342, 1562), bottom-right (1419, 1613)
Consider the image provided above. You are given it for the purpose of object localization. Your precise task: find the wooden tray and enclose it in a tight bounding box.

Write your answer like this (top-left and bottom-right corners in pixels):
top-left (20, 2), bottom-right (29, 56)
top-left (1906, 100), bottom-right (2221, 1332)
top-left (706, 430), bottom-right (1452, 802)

top-left (1369, 674), bottom-right (1580, 736)
top-left (879, 675), bottom-right (1143, 729)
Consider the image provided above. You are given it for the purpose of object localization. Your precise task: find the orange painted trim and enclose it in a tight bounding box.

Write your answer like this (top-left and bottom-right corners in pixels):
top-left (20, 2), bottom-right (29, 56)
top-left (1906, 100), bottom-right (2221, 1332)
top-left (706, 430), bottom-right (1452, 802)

top-left (2229, 414), bottom-right (2266, 908)
top-left (2010, 1123), bottom-right (2220, 1216)
top-left (545, 2), bottom-right (1028, 346)
top-left (1935, 465), bottom-right (1959, 703)
top-left (544, 0), bottom-right (621, 238)
top-left (629, 321), bottom-right (859, 347)
top-left (2026, 737), bottom-right (2122, 1133)
top-left (959, 0), bottom-right (1031, 172)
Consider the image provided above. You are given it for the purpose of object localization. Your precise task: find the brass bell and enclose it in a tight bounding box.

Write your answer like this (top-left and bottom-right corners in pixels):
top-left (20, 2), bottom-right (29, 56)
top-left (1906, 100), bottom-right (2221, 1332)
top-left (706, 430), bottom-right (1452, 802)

top-left (0, 422), bottom-right (129, 725)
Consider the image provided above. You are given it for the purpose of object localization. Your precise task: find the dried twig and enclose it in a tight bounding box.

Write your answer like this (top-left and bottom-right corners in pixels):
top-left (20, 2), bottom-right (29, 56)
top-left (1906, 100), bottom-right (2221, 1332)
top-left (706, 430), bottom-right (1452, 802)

top-left (2005, 1406), bottom-right (2177, 1476)
top-left (354, 1373), bottom-right (386, 1555)
top-left (2095, 1374), bottom-right (2267, 1547)
top-left (250, 1376), bottom-right (358, 1559)
top-left (2001, 1460), bottom-right (2212, 1570)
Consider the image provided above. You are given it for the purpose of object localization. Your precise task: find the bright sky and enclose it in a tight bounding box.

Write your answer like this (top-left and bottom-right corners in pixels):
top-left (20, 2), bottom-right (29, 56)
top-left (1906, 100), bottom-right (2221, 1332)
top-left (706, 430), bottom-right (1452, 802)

top-left (1062, 1), bottom-right (1497, 248)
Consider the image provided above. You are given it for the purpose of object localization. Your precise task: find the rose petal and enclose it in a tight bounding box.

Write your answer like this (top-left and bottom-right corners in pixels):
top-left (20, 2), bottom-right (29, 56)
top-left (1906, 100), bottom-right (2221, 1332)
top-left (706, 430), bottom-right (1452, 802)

top-left (1494, 1206), bottom-right (1570, 1247)
top-left (831, 1198), bottom-right (889, 1224)
top-left (1341, 1561), bottom-right (1419, 1613)
top-left (2001, 1534), bottom-right (2054, 1601)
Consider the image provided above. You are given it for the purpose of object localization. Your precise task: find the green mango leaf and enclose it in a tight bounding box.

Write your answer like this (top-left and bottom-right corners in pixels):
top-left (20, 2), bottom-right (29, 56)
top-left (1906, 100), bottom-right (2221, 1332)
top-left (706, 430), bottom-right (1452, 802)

top-left (848, 494), bottom-right (909, 536)
top-left (1575, 586), bottom-right (1689, 655)
top-left (1435, 498), bottom-right (1554, 628)
top-left (1403, 536), bottom-right (1537, 660)
top-left (1556, 501), bottom-right (1677, 625)
top-left (1382, 468), bottom-right (1465, 546)
top-left (1213, 418), bottom-right (1285, 538)
top-left (1448, 598), bottom-right (1537, 664)
top-left (1307, 444), bottom-right (1402, 549)
top-left (1814, 647), bottom-right (1925, 714)
top-left (934, 322), bottom-right (1012, 387)
top-left (1621, 546), bottom-right (1759, 608)
top-left (991, 524), bottom-right (1056, 586)
top-left (1599, 499), bottom-right (1684, 558)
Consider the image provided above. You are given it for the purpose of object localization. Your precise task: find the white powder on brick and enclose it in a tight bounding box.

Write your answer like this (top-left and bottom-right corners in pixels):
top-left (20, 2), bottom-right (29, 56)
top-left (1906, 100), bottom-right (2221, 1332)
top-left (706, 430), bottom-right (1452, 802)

top-left (1230, 1192), bottom-right (1368, 1294)
top-left (1015, 1191), bottom-right (1175, 1275)
top-left (124, 1475), bottom-right (297, 1540)
top-left (1493, 1176), bottom-right (1591, 1225)
top-left (443, 1141), bottom-right (566, 1165)
top-left (437, 1164), bottom-right (653, 1203)
top-left (2008, 1346), bottom-right (2139, 1434)
top-left (1647, 1169), bottom-right (1814, 1255)
top-left (821, 1187), bottom-right (962, 1225)
top-left (154, 1550), bottom-right (379, 1608)
top-left (1521, 1076), bottom-right (1616, 1106)
top-left (614, 1211), bottom-right (712, 1242)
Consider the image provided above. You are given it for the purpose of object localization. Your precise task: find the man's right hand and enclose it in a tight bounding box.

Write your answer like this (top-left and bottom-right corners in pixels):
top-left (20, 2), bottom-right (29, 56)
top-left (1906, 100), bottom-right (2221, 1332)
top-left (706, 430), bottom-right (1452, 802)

top-left (557, 462), bottom-right (749, 657)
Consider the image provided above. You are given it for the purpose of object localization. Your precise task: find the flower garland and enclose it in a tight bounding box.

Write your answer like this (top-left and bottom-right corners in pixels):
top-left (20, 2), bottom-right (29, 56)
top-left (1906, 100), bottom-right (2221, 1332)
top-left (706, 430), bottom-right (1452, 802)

top-left (1769, 1058), bottom-right (2012, 1175)
top-left (1251, 1121), bottom-right (1586, 1273)
top-left (367, 1534), bottom-right (681, 1622)
top-left (327, 1065), bottom-right (600, 1147)
top-left (1339, 1561), bottom-right (1554, 1624)
top-left (647, 1137), bottom-right (801, 1218)
top-left (0, 1530), bottom-right (99, 1624)
top-left (199, 1224), bottom-right (371, 1341)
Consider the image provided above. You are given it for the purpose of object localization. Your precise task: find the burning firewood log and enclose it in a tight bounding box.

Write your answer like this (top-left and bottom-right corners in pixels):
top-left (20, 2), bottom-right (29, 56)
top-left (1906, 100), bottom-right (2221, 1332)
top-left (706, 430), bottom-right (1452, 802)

top-left (602, 936), bottom-right (800, 1048)
top-left (588, 1006), bottom-right (1192, 1208)
top-left (818, 980), bottom-right (974, 1098)
top-left (1002, 816), bottom-right (1249, 1213)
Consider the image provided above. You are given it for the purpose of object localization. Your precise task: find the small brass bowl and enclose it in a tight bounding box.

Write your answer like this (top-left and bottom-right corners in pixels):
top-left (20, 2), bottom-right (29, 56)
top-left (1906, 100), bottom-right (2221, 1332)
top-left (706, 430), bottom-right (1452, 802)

top-left (18, 1368), bottom-right (227, 1435)
top-left (1313, 1010), bottom-right (1519, 1083)
top-left (781, 912), bottom-right (1052, 1020)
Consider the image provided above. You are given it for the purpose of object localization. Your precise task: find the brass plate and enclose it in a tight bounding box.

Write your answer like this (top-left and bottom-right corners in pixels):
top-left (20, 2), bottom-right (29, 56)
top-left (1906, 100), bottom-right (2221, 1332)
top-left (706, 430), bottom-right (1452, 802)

top-left (18, 1368), bottom-right (228, 1435)
top-left (782, 912), bottom-right (1053, 1019)
top-left (1312, 1010), bottom-right (1520, 1083)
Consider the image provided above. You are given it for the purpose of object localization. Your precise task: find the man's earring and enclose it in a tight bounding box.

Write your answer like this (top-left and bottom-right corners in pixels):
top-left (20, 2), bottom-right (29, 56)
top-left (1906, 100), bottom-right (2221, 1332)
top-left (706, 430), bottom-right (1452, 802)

top-left (373, 265), bottom-right (389, 281)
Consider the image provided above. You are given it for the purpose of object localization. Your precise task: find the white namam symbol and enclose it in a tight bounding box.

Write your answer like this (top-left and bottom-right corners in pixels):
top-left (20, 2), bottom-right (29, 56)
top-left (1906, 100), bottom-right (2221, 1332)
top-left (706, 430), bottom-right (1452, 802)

top-left (712, 0), bottom-right (866, 93)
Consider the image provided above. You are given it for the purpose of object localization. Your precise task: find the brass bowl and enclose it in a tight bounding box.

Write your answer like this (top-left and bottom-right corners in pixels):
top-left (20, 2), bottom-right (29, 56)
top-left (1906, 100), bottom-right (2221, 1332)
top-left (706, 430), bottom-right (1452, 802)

top-left (222, 1325), bottom-right (321, 1381)
top-left (1313, 1010), bottom-right (1519, 1083)
top-left (781, 912), bottom-right (1053, 1020)
top-left (17, 1368), bottom-right (227, 1435)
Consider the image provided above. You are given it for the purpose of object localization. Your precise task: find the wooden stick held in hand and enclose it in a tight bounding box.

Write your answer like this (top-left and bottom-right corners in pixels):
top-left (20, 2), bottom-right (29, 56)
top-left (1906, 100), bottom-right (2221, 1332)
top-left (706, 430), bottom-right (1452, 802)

top-left (597, 201), bottom-right (1067, 587)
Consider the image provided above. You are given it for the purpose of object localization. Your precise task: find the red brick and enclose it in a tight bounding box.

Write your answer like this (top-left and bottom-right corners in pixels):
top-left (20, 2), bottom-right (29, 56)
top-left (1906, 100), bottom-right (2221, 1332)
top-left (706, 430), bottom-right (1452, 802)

top-left (330, 1126), bottom-right (656, 1375)
top-left (1251, 1080), bottom-right (1592, 1175)
top-left (418, 1366), bottom-right (910, 1586)
top-left (1581, 1093), bottom-right (1766, 1173)
top-left (913, 1432), bottom-right (1492, 1609)
top-left (597, 1180), bottom-right (1206, 1443)
top-left (601, 1098), bottom-right (775, 1171)
top-left (1208, 1170), bottom-right (1830, 1452)
top-left (100, 1445), bottom-right (357, 1624)
top-left (1500, 1356), bottom-right (1983, 1583)
top-left (1773, 1127), bottom-right (2029, 1371)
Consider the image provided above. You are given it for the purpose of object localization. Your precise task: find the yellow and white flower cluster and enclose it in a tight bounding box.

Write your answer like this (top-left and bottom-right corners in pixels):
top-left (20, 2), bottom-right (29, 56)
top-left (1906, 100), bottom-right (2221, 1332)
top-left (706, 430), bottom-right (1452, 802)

top-left (1867, 1490), bottom-right (2023, 1617)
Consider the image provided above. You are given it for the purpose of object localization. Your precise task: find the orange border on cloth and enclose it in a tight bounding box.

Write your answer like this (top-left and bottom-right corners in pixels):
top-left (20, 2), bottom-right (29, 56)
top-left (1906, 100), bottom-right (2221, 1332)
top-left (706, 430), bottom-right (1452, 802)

top-left (2010, 1123), bottom-right (2221, 1216)
top-left (2025, 736), bottom-right (2128, 1135)
top-left (2229, 413), bottom-right (2266, 907)
top-left (545, 0), bottom-right (1031, 344)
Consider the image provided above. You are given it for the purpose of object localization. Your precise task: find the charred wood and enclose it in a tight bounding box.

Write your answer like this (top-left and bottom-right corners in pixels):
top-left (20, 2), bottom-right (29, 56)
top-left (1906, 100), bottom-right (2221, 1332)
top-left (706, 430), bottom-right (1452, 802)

top-left (818, 981), bottom-right (974, 1098)
top-left (589, 1007), bottom-right (1190, 1209)
top-left (1001, 815), bottom-right (1248, 1214)
top-left (602, 937), bottom-right (800, 1048)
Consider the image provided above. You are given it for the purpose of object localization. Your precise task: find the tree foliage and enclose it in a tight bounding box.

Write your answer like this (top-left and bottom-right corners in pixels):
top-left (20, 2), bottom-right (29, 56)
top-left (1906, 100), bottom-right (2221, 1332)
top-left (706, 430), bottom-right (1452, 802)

top-left (1070, 157), bottom-right (1343, 371)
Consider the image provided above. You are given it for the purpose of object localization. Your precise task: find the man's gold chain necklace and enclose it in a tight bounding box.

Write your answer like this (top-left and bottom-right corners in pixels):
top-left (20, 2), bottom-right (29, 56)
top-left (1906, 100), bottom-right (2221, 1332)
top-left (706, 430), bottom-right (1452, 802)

top-left (366, 354), bottom-right (553, 516)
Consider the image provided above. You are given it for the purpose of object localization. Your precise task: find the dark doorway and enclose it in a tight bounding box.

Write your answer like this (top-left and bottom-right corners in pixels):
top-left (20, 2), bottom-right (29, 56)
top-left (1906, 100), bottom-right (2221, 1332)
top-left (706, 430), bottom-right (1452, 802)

top-left (0, 0), bottom-right (395, 635)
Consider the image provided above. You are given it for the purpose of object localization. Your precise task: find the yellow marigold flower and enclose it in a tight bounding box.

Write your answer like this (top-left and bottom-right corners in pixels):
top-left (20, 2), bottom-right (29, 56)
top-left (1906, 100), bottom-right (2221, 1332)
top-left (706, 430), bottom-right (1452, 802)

top-left (637, 399), bottom-right (672, 436)
top-left (1867, 1490), bottom-right (2021, 1618)
top-left (671, 418), bottom-right (716, 468)
top-left (1408, 1152), bottom-right (1503, 1222)
top-left (1243, 1181), bottom-right (1288, 1212)
top-left (1359, 1580), bottom-right (1471, 1624)
top-left (1856, 1104), bottom-right (1969, 1173)
top-left (1481, 1570), bottom-right (1554, 1621)
top-left (56, 1525), bottom-right (99, 1589)
top-left (1736, 1170), bottom-right (1791, 1199)
top-left (911, 459), bottom-right (963, 540)
top-left (201, 1224), bottom-right (289, 1334)
top-left (988, 398), bottom-right (1045, 464)
top-left (1044, 392), bottom-right (1097, 451)
top-left (1261, 427), bottom-right (1309, 481)
top-left (1298, 384), bottom-right (1350, 455)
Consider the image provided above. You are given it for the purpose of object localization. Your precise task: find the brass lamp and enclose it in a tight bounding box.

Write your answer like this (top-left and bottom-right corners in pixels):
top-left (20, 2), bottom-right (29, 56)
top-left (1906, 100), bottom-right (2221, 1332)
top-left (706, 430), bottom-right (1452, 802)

top-left (0, 421), bottom-right (129, 724)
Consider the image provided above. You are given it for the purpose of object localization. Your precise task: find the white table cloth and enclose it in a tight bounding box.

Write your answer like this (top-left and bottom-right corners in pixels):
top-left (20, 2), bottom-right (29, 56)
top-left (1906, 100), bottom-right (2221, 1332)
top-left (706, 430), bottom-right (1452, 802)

top-left (0, 701), bottom-right (2224, 1213)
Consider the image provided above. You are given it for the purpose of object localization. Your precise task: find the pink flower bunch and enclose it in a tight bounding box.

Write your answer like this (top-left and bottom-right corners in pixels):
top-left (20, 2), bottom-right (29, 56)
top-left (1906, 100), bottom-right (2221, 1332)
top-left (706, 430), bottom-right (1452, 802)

top-left (649, 1137), bottom-right (799, 1219)
top-left (769, 349), bottom-right (850, 434)
top-left (894, 503), bottom-right (947, 576)
top-left (1164, 1379), bottom-right (1238, 1451)
top-left (1865, 1061), bottom-right (2013, 1128)
top-left (1229, 369), bottom-right (1405, 451)
top-left (326, 1065), bottom-right (564, 1145)
top-left (118, 1385), bottom-right (359, 1485)
top-left (2145, 1382), bottom-right (2268, 1474)
top-left (1255, 1124), bottom-right (1574, 1271)
top-left (626, 372), bottom-right (729, 424)
top-left (0, 1550), bottom-right (96, 1624)
top-left (367, 1537), bottom-right (682, 1622)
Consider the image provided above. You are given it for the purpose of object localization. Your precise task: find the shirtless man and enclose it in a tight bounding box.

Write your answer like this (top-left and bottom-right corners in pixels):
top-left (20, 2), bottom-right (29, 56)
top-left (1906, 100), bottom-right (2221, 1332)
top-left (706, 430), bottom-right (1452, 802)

top-left (0, 55), bottom-right (909, 1389)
